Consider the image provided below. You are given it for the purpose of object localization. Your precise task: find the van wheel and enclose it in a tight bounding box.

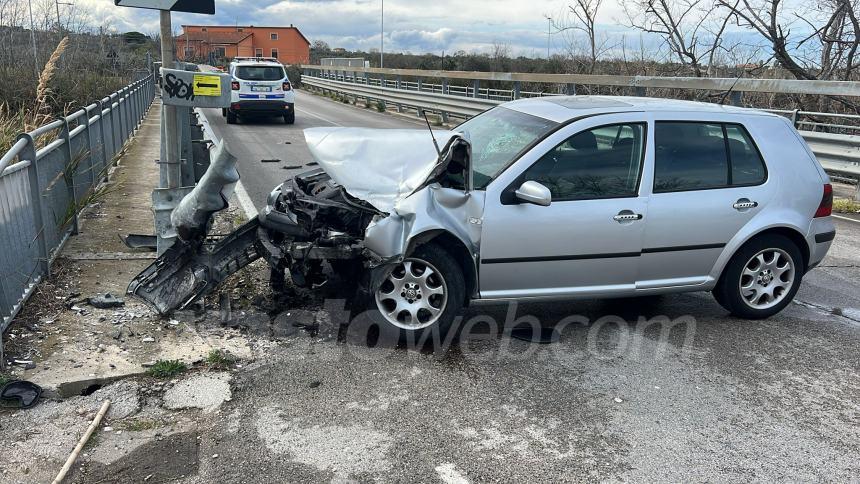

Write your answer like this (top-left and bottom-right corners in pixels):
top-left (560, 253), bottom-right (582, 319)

top-left (226, 111), bottom-right (238, 124)
top-left (365, 243), bottom-right (464, 343)
top-left (714, 234), bottom-right (803, 319)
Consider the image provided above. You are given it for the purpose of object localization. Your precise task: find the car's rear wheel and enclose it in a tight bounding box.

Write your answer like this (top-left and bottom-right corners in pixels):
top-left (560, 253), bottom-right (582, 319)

top-left (221, 108), bottom-right (227, 117)
top-left (226, 110), bottom-right (238, 124)
top-left (366, 243), bottom-right (464, 342)
top-left (284, 111), bottom-right (295, 124)
top-left (714, 234), bottom-right (803, 319)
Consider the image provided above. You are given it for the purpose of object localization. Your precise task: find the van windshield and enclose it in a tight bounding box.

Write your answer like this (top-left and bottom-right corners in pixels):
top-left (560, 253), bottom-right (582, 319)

top-left (236, 66), bottom-right (285, 81)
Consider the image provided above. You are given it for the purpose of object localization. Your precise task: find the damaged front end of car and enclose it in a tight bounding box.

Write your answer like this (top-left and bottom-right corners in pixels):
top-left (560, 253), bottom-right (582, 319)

top-left (128, 127), bottom-right (482, 316)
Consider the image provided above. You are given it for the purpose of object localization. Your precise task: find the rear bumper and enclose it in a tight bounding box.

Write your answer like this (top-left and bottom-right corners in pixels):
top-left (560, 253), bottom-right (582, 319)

top-left (806, 217), bottom-right (837, 271)
top-left (230, 101), bottom-right (293, 116)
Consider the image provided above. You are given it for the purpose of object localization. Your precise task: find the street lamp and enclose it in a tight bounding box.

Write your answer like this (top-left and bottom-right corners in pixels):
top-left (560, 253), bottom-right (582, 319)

top-left (380, 0), bottom-right (384, 68)
top-left (545, 15), bottom-right (552, 59)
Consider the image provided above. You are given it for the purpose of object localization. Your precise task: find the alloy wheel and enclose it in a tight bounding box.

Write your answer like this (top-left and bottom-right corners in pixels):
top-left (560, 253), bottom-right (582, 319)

top-left (738, 248), bottom-right (795, 310)
top-left (375, 258), bottom-right (448, 330)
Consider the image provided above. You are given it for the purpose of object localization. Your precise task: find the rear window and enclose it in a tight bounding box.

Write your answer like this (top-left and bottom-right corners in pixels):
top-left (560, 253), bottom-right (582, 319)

top-left (654, 122), bottom-right (766, 193)
top-left (235, 66), bottom-right (285, 81)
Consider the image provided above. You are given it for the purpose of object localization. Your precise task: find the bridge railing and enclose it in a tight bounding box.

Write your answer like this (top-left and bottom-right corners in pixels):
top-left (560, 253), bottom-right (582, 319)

top-left (0, 74), bottom-right (156, 360)
top-left (301, 65), bottom-right (860, 180)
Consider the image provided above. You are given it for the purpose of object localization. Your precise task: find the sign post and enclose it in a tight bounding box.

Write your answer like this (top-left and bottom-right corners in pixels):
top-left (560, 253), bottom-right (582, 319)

top-left (115, 0), bottom-right (220, 253)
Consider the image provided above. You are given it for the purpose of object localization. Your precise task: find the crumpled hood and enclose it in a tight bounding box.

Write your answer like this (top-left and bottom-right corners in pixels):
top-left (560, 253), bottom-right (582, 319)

top-left (304, 127), bottom-right (458, 212)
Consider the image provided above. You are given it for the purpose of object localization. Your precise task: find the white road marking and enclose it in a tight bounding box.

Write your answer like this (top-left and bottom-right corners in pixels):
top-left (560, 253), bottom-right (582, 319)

top-left (435, 463), bottom-right (470, 484)
top-left (833, 214), bottom-right (860, 224)
top-left (234, 180), bottom-right (258, 218)
top-left (295, 107), bottom-right (344, 126)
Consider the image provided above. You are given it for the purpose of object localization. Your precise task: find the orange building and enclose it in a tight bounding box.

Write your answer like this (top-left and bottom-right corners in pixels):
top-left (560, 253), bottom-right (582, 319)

top-left (175, 25), bottom-right (310, 65)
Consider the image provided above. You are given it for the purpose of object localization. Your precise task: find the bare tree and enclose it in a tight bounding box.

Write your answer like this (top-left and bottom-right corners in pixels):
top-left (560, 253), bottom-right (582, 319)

top-left (621, 0), bottom-right (731, 77)
top-left (718, 0), bottom-right (860, 110)
top-left (554, 0), bottom-right (614, 73)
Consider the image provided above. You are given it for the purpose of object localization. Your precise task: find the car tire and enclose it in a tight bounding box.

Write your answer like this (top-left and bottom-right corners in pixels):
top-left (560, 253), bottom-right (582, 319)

top-left (362, 243), bottom-right (465, 345)
top-left (284, 111), bottom-right (295, 125)
top-left (713, 234), bottom-right (804, 319)
top-left (226, 110), bottom-right (238, 124)
top-left (221, 108), bottom-right (227, 117)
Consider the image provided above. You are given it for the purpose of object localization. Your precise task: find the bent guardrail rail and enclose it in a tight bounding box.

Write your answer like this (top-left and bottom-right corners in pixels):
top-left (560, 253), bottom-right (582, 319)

top-left (301, 67), bottom-right (860, 179)
top-left (0, 74), bottom-right (156, 365)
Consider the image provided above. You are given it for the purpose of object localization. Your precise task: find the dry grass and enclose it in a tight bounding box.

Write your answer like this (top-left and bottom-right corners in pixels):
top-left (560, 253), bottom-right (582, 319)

top-left (833, 198), bottom-right (860, 213)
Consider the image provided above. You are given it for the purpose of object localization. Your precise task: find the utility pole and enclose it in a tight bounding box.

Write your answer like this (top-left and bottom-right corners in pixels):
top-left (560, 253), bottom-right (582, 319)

top-left (27, 0), bottom-right (38, 78)
top-left (380, 0), bottom-right (384, 68)
top-left (55, 0), bottom-right (73, 36)
top-left (160, 9), bottom-right (181, 190)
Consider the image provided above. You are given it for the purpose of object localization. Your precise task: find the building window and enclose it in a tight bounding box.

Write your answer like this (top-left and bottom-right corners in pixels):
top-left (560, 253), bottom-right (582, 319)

top-left (213, 46), bottom-right (226, 59)
top-left (270, 33), bottom-right (278, 40)
top-left (201, 27), bottom-right (207, 32)
top-left (237, 28), bottom-right (244, 32)
top-left (184, 47), bottom-right (194, 58)
top-left (255, 48), bottom-right (263, 57)
top-left (271, 49), bottom-right (279, 59)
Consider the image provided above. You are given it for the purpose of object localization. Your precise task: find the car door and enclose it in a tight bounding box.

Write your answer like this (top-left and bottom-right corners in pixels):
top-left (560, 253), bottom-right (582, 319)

top-left (479, 114), bottom-right (652, 299)
top-left (638, 117), bottom-right (773, 289)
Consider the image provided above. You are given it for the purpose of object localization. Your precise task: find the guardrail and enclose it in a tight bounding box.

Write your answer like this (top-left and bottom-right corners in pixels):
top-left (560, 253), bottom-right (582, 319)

top-left (0, 74), bottom-right (156, 362)
top-left (301, 67), bottom-right (860, 179)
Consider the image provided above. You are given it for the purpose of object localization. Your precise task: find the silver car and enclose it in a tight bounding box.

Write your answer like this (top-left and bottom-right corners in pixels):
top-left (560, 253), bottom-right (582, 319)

top-left (130, 96), bottom-right (836, 337)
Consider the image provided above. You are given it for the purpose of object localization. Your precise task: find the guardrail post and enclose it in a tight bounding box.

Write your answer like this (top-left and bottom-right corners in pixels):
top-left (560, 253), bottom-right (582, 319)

top-left (96, 100), bottom-right (108, 182)
top-left (364, 72), bottom-right (369, 85)
top-left (729, 91), bottom-right (743, 106)
top-left (20, 133), bottom-right (50, 277)
top-left (513, 81), bottom-right (521, 100)
top-left (58, 117), bottom-right (79, 236)
top-left (566, 83), bottom-right (576, 96)
top-left (82, 106), bottom-right (96, 190)
top-left (791, 109), bottom-right (800, 128)
top-left (443, 78), bottom-right (449, 95)
top-left (417, 78), bottom-right (423, 92)
top-left (634, 87), bottom-right (646, 97)
top-left (472, 79), bottom-right (480, 98)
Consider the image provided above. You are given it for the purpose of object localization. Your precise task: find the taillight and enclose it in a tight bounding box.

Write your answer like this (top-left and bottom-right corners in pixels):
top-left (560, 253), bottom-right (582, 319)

top-left (814, 184), bottom-right (833, 218)
top-left (231, 81), bottom-right (240, 91)
top-left (282, 82), bottom-right (292, 91)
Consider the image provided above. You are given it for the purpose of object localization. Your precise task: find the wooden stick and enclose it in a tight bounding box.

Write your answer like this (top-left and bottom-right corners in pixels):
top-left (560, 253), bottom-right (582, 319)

top-left (52, 399), bottom-right (111, 484)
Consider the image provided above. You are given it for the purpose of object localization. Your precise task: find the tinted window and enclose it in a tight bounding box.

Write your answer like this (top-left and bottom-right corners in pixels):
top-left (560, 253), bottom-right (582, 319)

top-left (522, 123), bottom-right (646, 200)
top-left (235, 66), bottom-right (285, 81)
top-left (726, 125), bottom-right (766, 185)
top-left (654, 122), bottom-right (728, 192)
top-left (457, 107), bottom-right (559, 189)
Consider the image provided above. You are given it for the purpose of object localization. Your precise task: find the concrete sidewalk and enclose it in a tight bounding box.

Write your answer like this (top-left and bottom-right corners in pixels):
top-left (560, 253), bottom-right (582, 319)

top-left (3, 99), bottom-right (253, 393)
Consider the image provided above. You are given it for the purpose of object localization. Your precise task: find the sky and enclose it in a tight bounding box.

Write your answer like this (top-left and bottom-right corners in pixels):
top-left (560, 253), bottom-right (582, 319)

top-left (78, 0), bottom-right (662, 57)
top-left (78, 0), bottom-right (810, 60)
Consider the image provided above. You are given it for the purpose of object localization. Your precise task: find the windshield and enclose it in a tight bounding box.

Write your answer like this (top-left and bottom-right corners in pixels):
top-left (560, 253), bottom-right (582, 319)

top-left (235, 66), bottom-right (286, 81)
top-left (457, 107), bottom-right (558, 189)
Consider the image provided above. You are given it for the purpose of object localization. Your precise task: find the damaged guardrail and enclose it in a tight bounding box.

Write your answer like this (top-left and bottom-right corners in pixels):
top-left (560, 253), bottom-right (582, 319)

top-left (302, 66), bottom-right (860, 181)
top-left (0, 74), bottom-right (157, 364)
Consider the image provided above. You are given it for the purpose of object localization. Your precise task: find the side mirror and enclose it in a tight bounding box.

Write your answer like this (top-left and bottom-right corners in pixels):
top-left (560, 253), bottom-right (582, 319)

top-left (514, 181), bottom-right (552, 207)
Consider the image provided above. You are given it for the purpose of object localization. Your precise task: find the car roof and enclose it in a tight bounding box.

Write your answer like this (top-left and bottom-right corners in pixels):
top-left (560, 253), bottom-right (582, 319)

top-left (230, 59), bottom-right (282, 66)
top-left (502, 95), bottom-right (781, 123)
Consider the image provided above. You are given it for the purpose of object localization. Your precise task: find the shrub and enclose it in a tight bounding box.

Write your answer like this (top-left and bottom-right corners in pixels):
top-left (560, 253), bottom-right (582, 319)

top-left (146, 360), bottom-right (187, 379)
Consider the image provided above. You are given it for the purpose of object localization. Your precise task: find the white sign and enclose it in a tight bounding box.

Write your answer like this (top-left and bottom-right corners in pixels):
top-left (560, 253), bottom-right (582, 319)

top-left (114, 0), bottom-right (215, 14)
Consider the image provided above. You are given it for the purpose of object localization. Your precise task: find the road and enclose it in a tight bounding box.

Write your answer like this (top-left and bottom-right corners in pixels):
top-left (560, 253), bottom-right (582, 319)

top-left (193, 91), bottom-right (860, 483)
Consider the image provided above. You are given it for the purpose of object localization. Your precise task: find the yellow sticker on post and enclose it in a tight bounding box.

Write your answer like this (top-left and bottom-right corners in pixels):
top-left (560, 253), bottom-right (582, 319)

top-left (193, 74), bottom-right (222, 96)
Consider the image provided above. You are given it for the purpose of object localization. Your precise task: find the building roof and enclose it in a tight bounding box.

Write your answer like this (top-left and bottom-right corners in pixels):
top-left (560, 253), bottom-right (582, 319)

top-left (180, 25), bottom-right (311, 45)
top-left (176, 30), bottom-right (252, 45)
top-left (504, 96), bottom-right (781, 123)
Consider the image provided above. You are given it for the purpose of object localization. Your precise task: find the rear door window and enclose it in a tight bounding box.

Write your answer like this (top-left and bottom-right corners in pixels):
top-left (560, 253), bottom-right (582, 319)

top-left (235, 66), bottom-right (285, 81)
top-left (654, 122), bottom-right (766, 192)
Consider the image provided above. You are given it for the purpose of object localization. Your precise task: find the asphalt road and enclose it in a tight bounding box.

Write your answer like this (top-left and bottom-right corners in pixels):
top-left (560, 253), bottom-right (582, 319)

top-left (191, 91), bottom-right (860, 483)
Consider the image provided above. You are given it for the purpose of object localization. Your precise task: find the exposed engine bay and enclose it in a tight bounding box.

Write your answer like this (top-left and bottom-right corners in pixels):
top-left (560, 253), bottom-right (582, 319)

top-left (128, 127), bottom-right (480, 315)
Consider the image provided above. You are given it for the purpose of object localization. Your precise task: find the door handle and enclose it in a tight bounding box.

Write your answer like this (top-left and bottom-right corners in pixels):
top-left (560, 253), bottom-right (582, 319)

top-left (613, 211), bottom-right (643, 223)
top-left (733, 199), bottom-right (759, 210)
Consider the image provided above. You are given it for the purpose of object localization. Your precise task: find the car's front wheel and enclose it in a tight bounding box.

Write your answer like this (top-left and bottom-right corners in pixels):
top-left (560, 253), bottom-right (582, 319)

top-left (714, 234), bottom-right (804, 319)
top-left (368, 243), bottom-right (465, 341)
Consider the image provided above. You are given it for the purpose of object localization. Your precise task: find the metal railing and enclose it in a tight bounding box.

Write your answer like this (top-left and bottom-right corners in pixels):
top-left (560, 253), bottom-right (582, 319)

top-left (0, 74), bottom-right (156, 355)
top-left (301, 66), bottom-right (860, 179)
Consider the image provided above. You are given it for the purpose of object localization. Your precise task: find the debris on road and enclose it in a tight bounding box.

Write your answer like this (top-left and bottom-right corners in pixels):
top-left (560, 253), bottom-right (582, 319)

top-left (88, 293), bottom-right (126, 309)
top-left (0, 380), bottom-right (42, 408)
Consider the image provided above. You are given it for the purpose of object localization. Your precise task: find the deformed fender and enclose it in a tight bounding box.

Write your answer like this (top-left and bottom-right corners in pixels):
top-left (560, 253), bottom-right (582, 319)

top-left (362, 185), bottom-right (484, 289)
